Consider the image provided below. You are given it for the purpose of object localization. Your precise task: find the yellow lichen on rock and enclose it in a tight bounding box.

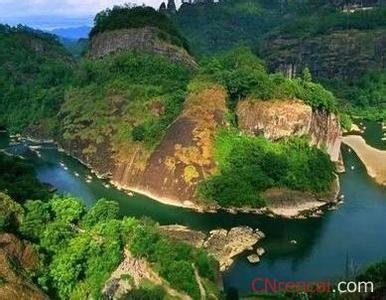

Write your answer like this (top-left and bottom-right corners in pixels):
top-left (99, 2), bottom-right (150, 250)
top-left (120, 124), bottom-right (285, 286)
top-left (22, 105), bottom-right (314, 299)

top-left (183, 165), bottom-right (200, 184)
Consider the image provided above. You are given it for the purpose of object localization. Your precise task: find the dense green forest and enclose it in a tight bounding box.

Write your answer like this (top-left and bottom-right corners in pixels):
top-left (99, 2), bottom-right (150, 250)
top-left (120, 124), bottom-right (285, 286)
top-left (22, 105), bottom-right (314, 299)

top-left (0, 25), bottom-right (74, 133)
top-left (199, 48), bottom-right (337, 112)
top-left (175, 0), bottom-right (386, 118)
top-left (0, 152), bottom-right (49, 202)
top-left (2, 2), bottom-right (386, 298)
top-left (0, 153), bottom-right (219, 299)
top-left (198, 130), bottom-right (335, 207)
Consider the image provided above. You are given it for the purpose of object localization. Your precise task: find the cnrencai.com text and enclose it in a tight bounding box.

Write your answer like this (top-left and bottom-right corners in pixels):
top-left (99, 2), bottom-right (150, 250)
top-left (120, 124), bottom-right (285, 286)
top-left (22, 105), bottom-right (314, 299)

top-left (251, 277), bottom-right (374, 295)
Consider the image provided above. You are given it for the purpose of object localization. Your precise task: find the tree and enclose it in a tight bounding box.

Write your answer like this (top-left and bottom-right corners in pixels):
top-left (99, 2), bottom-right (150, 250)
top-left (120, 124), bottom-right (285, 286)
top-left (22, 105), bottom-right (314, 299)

top-left (49, 235), bottom-right (91, 299)
top-left (51, 195), bottom-right (85, 223)
top-left (302, 67), bottom-right (312, 82)
top-left (167, 0), bottom-right (177, 13)
top-left (20, 200), bottom-right (51, 240)
top-left (82, 198), bottom-right (120, 227)
top-left (159, 2), bottom-right (167, 12)
top-left (0, 153), bottom-right (49, 203)
top-left (0, 192), bottom-right (23, 232)
top-left (41, 221), bottom-right (75, 253)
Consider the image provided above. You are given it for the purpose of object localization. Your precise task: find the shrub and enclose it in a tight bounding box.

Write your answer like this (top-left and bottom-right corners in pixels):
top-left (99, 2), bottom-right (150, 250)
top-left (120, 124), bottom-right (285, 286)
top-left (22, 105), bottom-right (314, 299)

top-left (198, 130), bottom-right (336, 208)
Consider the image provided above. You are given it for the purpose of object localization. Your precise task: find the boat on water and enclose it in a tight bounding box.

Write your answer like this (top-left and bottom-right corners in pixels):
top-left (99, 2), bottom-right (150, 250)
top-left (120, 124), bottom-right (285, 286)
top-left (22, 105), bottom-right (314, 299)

top-left (29, 145), bottom-right (42, 150)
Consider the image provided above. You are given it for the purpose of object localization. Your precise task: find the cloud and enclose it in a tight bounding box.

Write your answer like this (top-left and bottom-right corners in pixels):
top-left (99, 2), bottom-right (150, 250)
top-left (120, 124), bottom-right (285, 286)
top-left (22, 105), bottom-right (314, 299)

top-left (0, 0), bottom-right (168, 29)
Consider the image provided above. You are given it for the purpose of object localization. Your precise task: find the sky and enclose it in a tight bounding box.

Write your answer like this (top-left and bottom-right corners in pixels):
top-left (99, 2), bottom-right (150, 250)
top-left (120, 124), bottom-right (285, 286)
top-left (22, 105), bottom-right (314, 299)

top-left (0, 0), bottom-right (168, 30)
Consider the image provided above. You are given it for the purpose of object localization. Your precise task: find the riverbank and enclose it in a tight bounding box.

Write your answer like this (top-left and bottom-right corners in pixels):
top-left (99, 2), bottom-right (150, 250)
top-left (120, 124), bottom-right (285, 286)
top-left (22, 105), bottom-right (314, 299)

top-left (3, 125), bottom-right (386, 295)
top-left (11, 135), bottom-right (341, 219)
top-left (343, 135), bottom-right (386, 186)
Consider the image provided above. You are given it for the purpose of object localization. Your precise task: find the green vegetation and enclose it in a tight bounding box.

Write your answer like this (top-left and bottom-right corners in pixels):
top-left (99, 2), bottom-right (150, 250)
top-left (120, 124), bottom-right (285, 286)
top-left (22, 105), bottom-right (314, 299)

top-left (334, 70), bottom-right (386, 107)
top-left (176, 0), bottom-right (386, 119)
top-left (177, 0), bottom-right (270, 57)
top-left (61, 50), bottom-right (191, 163)
top-left (16, 196), bottom-right (217, 299)
top-left (91, 5), bottom-right (189, 51)
top-left (273, 6), bottom-right (386, 39)
top-left (340, 113), bottom-right (353, 131)
top-left (60, 38), bottom-right (89, 58)
top-left (0, 192), bottom-right (23, 232)
top-left (357, 260), bottom-right (386, 289)
top-left (0, 153), bottom-right (49, 202)
top-left (198, 129), bottom-right (336, 207)
top-left (128, 220), bottom-right (218, 299)
top-left (0, 154), bottom-right (218, 299)
top-left (201, 48), bottom-right (337, 112)
top-left (176, 0), bottom-right (386, 56)
top-left (0, 25), bottom-right (74, 133)
top-left (121, 283), bottom-right (166, 300)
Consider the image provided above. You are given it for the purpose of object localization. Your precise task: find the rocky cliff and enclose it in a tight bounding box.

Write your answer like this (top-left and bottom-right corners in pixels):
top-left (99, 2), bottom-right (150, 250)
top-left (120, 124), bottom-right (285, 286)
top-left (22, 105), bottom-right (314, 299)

top-left (0, 233), bottom-right (48, 299)
top-left (260, 29), bottom-right (386, 81)
top-left (112, 85), bottom-right (228, 208)
top-left (236, 99), bottom-right (342, 163)
top-left (87, 26), bottom-right (197, 68)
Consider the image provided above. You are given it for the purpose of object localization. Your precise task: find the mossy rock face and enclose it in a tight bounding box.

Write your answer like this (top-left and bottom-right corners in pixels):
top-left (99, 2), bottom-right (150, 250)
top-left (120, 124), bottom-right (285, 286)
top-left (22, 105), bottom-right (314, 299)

top-left (261, 29), bottom-right (386, 82)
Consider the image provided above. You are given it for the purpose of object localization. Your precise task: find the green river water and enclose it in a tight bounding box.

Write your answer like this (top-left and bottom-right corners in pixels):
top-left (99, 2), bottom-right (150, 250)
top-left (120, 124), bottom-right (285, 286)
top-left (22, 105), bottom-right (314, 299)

top-left (1, 121), bottom-right (386, 295)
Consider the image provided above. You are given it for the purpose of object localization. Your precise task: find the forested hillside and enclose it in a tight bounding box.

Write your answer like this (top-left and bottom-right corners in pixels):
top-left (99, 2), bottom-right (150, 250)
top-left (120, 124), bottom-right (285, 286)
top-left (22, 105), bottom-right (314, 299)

top-left (0, 5), bottom-right (341, 212)
top-left (2, 2), bottom-right (386, 298)
top-left (0, 25), bottom-right (74, 133)
top-left (0, 153), bottom-right (219, 299)
top-left (175, 0), bottom-right (386, 117)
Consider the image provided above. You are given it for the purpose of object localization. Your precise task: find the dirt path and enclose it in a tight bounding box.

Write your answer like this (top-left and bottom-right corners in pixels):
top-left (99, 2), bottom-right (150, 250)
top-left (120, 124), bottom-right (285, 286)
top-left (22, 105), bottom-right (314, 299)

top-left (193, 264), bottom-right (206, 300)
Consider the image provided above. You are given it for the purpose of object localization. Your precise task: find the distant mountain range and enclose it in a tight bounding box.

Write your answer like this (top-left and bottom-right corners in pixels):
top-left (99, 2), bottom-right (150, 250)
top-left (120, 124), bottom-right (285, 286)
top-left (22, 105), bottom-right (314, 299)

top-left (50, 26), bottom-right (91, 40)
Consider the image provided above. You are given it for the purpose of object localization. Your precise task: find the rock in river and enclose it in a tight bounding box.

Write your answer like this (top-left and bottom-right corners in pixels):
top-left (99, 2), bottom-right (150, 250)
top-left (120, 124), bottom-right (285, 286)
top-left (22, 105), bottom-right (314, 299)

top-left (247, 254), bottom-right (260, 264)
top-left (159, 225), bottom-right (265, 271)
top-left (256, 247), bottom-right (265, 256)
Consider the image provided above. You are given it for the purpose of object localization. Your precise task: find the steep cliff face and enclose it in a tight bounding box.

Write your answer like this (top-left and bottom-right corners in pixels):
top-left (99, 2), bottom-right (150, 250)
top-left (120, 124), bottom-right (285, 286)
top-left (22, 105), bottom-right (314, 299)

top-left (87, 27), bottom-right (197, 68)
top-left (236, 99), bottom-right (342, 162)
top-left (113, 85), bottom-right (228, 207)
top-left (261, 29), bottom-right (386, 81)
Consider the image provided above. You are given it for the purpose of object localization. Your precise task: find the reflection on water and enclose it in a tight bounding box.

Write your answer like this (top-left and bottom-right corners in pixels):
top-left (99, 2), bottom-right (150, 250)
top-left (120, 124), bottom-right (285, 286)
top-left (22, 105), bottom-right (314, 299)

top-left (1, 125), bottom-right (386, 295)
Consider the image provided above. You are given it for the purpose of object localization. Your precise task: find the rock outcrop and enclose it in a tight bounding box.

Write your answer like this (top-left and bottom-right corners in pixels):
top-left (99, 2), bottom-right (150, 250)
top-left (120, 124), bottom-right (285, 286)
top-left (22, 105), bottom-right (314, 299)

top-left (103, 249), bottom-right (190, 300)
top-left (0, 233), bottom-right (48, 300)
top-left (159, 225), bottom-right (265, 271)
top-left (236, 99), bottom-right (342, 162)
top-left (113, 85), bottom-right (228, 208)
top-left (87, 27), bottom-right (197, 68)
top-left (262, 178), bottom-right (340, 218)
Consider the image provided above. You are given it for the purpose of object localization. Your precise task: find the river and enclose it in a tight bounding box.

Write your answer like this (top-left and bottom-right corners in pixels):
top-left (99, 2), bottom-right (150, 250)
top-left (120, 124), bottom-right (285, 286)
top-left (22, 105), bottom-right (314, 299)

top-left (1, 121), bottom-right (386, 295)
